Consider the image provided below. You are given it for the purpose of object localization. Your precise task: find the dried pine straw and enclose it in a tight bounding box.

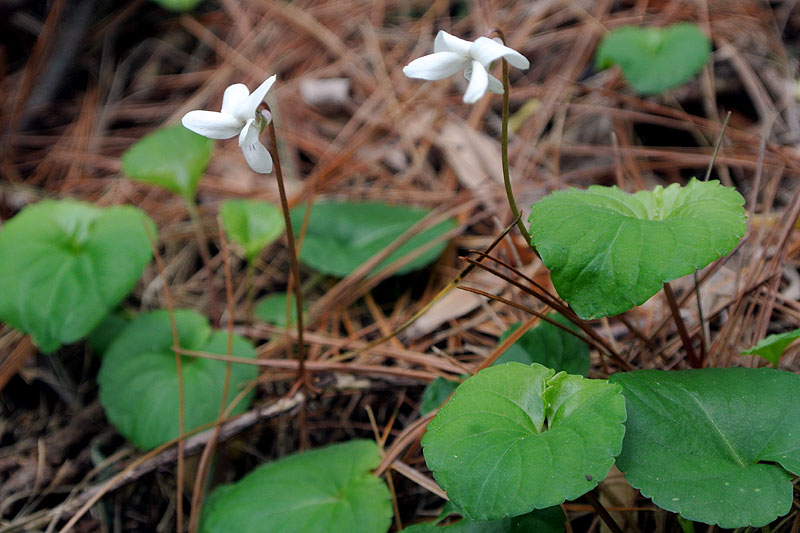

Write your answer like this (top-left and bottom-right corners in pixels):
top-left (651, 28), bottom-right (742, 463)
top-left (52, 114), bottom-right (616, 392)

top-left (1, 0), bottom-right (800, 531)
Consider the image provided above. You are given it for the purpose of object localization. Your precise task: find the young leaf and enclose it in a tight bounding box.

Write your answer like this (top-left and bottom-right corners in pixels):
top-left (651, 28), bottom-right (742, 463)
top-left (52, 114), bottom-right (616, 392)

top-left (401, 506), bottom-right (565, 532)
top-left (149, 0), bottom-right (204, 11)
top-left (529, 179), bottom-right (746, 319)
top-left (610, 368), bottom-right (800, 528)
top-left (121, 124), bottom-right (213, 200)
top-left (420, 376), bottom-right (464, 415)
top-left (220, 199), bottom-right (284, 261)
top-left (289, 201), bottom-right (457, 277)
top-left (741, 328), bottom-right (800, 367)
top-left (0, 199), bottom-right (154, 353)
top-left (97, 310), bottom-right (257, 450)
top-left (422, 363), bottom-right (626, 520)
top-left (496, 313), bottom-right (590, 376)
top-left (200, 440), bottom-right (393, 533)
top-left (595, 23), bottom-right (712, 95)
top-left (254, 292), bottom-right (305, 327)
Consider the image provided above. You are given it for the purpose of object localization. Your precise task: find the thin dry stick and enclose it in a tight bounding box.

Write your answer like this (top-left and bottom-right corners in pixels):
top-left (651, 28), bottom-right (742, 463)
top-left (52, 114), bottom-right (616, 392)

top-left (187, 217), bottom-right (237, 533)
top-left (693, 111), bottom-right (732, 364)
top-left (474, 313), bottom-right (541, 373)
top-left (55, 394), bottom-right (302, 533)
top-left (142, 225), bottom-right (186, 533)
top-left (459, 255), bottom-right (632, 370)
top-left (456, 285), bottom-right (603, 353)
top-left (297, 217), bottom-right (519, 366)
top-left (584, 490), bottom-right (623, 533)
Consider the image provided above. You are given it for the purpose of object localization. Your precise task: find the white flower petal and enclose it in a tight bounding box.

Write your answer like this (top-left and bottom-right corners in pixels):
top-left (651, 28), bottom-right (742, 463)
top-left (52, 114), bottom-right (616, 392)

top-left (181, 110), bottom-right (242, 139)
top-left (463, 61), bottom-right (489, 103)
top-left (238, 118), bottom-right (273, 173)
top-left (239, 74), bottom-right (277, 120)
top-left (433, 30), bottom-right (472, 56)
top-left (241, 140), bottom-right (273, 174)
top-left (470, 37), bottom-right (530, 69)
top-left (403, 52), bottom-right (469, 80)
top-left (238, 118), bottom-right (258, 147)
top-left (488, 74), bottom-right (504, 94)
top-left (221, 83), bottom-right (249, 115)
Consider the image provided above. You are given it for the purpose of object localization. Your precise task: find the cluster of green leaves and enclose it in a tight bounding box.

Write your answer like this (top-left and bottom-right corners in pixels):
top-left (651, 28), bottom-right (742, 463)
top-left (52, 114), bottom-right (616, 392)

top-left (415, 176), bottom-right (800, 530)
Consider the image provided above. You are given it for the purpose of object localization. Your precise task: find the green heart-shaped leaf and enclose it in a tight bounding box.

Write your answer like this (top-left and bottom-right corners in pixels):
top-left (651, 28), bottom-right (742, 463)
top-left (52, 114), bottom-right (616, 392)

top-left (220, 199), bottom-right (284, 262)
top-left (0, 199), bottom-right (155, 353)
top-left (254, 292), bottom-right (306, 327)
top-left (610, 368), bottom-right (800, 528)
top-left (200, 440), bottom-right (393, 533)
top-left (401, 506), bottom-right (565, 532)
top-left (122, 124), bottom-right (213, 200)
top-left (595, 23), bottom-right (711, 95)
top-left (496, 313), bottom-right (590, 376)
top-left (529, 179), bottom-right (746, 319)
top-left (290, 201), bottom-right (457, 278)
top-left (98, 309), bottom-right (257, 450)
top-left (422, 363), bottom-right (626, 520)
top-left (741, 328), bottom-right (800, 366)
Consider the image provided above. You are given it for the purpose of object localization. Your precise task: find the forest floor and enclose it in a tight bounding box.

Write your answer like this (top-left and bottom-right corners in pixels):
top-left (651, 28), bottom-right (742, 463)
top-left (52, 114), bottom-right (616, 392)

top-left (2, 0), bottom-right (800, 531)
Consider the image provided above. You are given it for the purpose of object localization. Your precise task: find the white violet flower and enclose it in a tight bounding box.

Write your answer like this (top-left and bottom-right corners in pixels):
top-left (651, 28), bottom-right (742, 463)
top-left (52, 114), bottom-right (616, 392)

top-left (403, 31), bottom-right (529, 104)
top-left (182, 75), bottom-right (277, 174)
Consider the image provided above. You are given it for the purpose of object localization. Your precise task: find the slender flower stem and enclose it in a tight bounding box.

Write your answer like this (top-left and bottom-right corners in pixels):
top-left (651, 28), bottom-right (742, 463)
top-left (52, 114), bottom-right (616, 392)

top-left (264, 106), bottom-right (308, 385)
top-left (491, 28), bottom-right (532, 245)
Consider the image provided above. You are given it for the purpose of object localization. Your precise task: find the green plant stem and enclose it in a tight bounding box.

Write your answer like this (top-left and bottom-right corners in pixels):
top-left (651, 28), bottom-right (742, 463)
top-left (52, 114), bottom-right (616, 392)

top-left (663, 281), bottom-right (701, 368)
top-left (500, 58), bottom-right (532, 244)
top-left (264, 107), bottom-right (308, 387)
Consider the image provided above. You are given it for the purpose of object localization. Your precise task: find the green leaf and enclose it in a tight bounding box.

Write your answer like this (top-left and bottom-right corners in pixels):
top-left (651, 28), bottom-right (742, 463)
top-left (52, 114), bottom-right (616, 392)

top-left (422, 363), bottom-right (626, 520)
top-left (98, 309), bottom-right (257, 450)
top-left (87, 312), bottom-right (132, 356)
top-left (254, 292), bottom-right (305, 327)
top-left (595, 23), bottom-right (711, 95)
top-left (402, 506), bottom-right (565, 532)
top-left (529, 179), bottom-right (746, 319)
top-left (200, 440), bottom-right (393, 533)
top-left (149, 0), bottom-right (204, 11)
top-left (220, 199), bottom-right (284, 262)
top-left (741, 328), bottom-right (800, 366)
top-left (0, 199), bottom-right (155, 353)
top-left (610, 368), bottom-right (800, 528)
top-left (121, 124), bottom-right (213, 200)
top-left (420, 376), bottom-right (464, 415)
top-left (290, 201), bottom-right (457, 278)
top-left (496, 314), bottom-right (590, 376)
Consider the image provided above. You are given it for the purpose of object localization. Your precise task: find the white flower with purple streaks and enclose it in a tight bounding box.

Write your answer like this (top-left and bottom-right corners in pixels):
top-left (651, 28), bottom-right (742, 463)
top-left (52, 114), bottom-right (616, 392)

top-left (403, 31), bottom-right (529, 104)
top-left (182, 75), bottom-right (276, 174)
